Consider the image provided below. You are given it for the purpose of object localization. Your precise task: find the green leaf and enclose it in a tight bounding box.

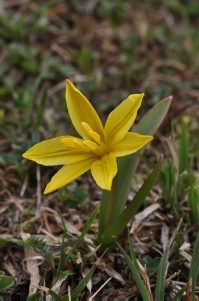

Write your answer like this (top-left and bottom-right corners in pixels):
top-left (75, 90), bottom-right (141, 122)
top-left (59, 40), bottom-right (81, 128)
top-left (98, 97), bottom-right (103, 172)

top-left (137, 96), bottom-right (173, 135)
top-left (0, 271), bottom-right (15, 291)
top-left (101, 155), bottom-right (163, 246)
top-left (188, 185), bottom-right (199, 226)
top-left (172, 287), bottom-right (186, 301)
top-left (117, 238), bottom-right (151, 301)
top-left (128, 232), bottom-right (140, 270)
top-left (155, 219), bottom-right (182, 301)
top-left (49, 290), bottom-right (62, 301)
top-left (179, 124), bottom-right (189, 174)
top-left (27, 291), bottom-right (41, 301)
top-left (189, 230), bottom-right (199, 300)
top-left (80, 205), bottom-right (99, 239)
top-left (65, 265), bottom-right (96, 300)
top-left (99, 96), bottom-right (172, 237)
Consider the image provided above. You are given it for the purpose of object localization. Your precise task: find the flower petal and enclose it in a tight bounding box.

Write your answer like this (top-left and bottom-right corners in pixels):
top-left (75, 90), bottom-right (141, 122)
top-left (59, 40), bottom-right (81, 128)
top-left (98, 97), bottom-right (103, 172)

top-left (91, 153), bottom-right (117, 190)
top-left (44, 158), bottom-right (95, 194)
top-left (112, 132), bottom-right (153, 157)
top-left (23, 137), bottom-right (96, 165)
top-left (66, 80), bottom-right (104, 140)
top-left (104, 93), bottom-right (144, 145)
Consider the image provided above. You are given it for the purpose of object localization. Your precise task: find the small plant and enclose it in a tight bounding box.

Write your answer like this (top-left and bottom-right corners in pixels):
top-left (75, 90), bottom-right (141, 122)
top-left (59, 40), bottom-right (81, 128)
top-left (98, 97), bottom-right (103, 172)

top-left (117, 222), bottom-right (199, 300)
top-left (188, 184), bottom-right (199, 226)
top-left (160, 123), bottom-right (199, 221)
top-left (23, 81), bottom-right (171, 247)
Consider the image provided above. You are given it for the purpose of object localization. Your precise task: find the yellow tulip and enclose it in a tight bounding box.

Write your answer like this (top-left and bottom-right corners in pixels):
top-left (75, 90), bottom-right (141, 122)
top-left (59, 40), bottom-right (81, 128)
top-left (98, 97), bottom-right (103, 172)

top-left (23, 80), bottom-right (153, 193)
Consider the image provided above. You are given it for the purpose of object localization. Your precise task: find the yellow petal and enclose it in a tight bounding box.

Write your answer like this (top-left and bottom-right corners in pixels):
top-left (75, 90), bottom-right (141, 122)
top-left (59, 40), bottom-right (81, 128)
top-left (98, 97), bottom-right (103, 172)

top-left (66, 80), bottom-right (104, 140)
top-left (91, 153), bottom-right (117, 190)
top-left (104, 93), bottom-right (144, 145)
top-left (112, 132), bottom-right (153, 157)
top-left (23, 137), bottom-right (96, 165)
top-left (44, 158), bottom-right (95, 194)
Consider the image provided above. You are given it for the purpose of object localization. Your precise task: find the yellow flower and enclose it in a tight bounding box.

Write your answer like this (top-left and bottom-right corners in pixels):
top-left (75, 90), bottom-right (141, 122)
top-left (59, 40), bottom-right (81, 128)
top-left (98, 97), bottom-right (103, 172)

top-left (23, 80), bottom-right (153, 194)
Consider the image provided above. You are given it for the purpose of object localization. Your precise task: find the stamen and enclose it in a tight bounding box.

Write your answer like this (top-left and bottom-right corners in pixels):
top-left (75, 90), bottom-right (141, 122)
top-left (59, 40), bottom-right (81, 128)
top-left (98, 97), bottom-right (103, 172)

top-left (73, 139), bottom-right (89, 151)
top-left (61, 137), bottom-right (76, 147)
top-left (81, 122), bottom-right (101, 144)
top-left (81, 122), bottom-right (93, 133)
top-left (89, 131), bottom-right (101, 143)
top-left (83, 140), bottom-right (98, 150)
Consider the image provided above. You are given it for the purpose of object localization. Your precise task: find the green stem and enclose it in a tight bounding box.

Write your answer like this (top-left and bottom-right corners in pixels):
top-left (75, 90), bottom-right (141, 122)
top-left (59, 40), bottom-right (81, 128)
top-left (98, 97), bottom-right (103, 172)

top-left (104, 176), bottom-right (117, 229)
top-left (98, 175), bottom-right (117, 240)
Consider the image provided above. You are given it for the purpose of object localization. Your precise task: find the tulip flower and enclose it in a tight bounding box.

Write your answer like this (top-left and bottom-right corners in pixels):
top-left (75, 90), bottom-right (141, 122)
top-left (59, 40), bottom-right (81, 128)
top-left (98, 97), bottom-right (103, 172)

top-left (23, 80), bottom-right (153, 194)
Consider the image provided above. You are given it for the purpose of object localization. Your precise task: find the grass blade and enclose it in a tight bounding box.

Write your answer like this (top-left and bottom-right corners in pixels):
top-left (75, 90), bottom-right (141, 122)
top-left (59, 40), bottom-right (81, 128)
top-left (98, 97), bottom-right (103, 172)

top-left (128, 233), bottom-right (139, 270)
top-left (49, 290), bottom-right (62, 301)
top-left (101, 155), bottom-right (163, 246)
top-left (188, 185), bottom-right (199, 226)
top-left (172, 287), bottom-right (186, 301)
top-left (27, 291), bottom-right (41, 301)
top-left (0, 271), bottom-right (14, 291)
top-left (80, 205), bottom-right (99, 239)
top-left (189, 230), bottom-right (199, 300)
top-left (117, 241), bottom-right (151, 301)
top-left (179, 124), bottom-right (189, 174)
top-left (65, 265), bottom-right (96, 300)
top-left (155, 219), bottom-right (182, 301)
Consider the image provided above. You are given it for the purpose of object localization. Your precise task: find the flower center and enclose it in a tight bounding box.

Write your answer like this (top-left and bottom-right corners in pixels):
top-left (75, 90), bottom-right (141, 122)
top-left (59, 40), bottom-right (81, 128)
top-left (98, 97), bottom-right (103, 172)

top-left (61, 122), bottom-right (109, 157)
top-left (81, 122), bottom-right (108, 156)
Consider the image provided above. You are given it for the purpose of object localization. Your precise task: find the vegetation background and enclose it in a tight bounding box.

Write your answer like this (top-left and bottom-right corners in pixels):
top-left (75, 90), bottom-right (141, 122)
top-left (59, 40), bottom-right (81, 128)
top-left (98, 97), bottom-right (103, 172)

top-left (0, 0), bottom-right (198, 300)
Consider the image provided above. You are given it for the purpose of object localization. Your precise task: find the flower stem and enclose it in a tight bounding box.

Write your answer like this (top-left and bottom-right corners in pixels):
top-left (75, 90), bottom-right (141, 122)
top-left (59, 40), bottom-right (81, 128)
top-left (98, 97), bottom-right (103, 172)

top-left (98, 176), bottom-right (117, 241)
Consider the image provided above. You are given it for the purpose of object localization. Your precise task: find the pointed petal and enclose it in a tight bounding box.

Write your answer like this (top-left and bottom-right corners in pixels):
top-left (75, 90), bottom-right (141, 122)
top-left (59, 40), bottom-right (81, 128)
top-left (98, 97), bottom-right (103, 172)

top-left (66, 80), bottom-right (104, 140)
top-left (91, 153), bottom-right (117, 190)
top-left (104, 93), bottom-right (144, 145)
top-left (113, 132), bottom-right (153, 157)
top-left (44, 158), bottom-right (95, 194)
top-left (23, 137), bottom-right (96, 166)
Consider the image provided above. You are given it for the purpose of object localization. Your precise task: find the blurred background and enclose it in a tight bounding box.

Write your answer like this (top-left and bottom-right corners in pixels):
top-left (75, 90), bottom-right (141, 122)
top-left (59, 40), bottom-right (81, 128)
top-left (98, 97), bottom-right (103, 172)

top-left (0, 0), bottom-right (199, 192)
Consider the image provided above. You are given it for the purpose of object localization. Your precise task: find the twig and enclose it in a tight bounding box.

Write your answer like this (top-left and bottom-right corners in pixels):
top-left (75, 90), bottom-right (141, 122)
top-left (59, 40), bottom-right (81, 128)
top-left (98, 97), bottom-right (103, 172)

top-left (89, 277), bottom-right (112, 301)
top-left (68, 286), bottom-right (72, 301)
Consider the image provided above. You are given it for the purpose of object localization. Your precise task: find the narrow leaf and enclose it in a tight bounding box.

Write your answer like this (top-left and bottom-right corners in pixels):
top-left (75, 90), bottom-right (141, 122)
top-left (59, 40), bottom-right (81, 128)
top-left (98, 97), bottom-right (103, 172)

top-left (27, 291), bottom-right (41, 301)
top-left (101, 155), bottom-right (163, 246)
top-left (49, 290), bottom-right (62, 301)
top-left (117, 241), bottom-right (151, 301)
top-left (65, 265), bottom-right (96, 300)
top-left (155, 219), bottom-right (182, 301)
top-left (179, 124), bottom-right (189, 174)
top-left (80, 206), bottom-right (99, 239)
top-left (172, 287), bottom-right (186, 301)
top-left (128, 232), bottom-right (140, 271)
top-left (189, 230), bottom-right (199, 300)
top-left (0, 271), bottom-right (14, 291)
top-left (137, 96), bottom-right (173, 135)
